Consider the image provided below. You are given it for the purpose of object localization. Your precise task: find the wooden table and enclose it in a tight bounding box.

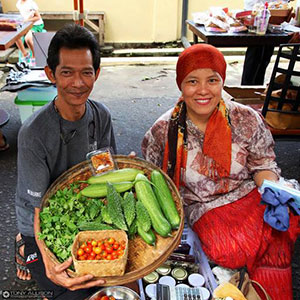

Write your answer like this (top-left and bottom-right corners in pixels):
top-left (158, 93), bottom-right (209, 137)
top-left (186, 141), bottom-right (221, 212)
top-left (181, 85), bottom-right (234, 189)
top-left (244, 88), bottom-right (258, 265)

top-left (186, 20), bottom-right (291, 47)
top-left (0, 21), bottom-right (33, 50)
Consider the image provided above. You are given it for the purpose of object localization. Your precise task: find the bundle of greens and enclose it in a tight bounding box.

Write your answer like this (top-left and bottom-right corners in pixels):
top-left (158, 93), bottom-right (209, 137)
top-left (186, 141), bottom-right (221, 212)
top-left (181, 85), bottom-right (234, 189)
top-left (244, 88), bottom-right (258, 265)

top-left (39, 184), bottom-right (104, 262)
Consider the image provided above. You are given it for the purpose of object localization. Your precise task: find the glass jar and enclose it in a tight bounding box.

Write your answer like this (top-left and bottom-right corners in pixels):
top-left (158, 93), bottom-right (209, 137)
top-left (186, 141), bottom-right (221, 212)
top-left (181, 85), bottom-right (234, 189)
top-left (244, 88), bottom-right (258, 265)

top-left (171, 267), bottom-right (188, 284)
top-left (156, 264), bottom-right (171, 276)
top-left (188, 273), bottom-right (205, 287)
top-left (143, 271), bottom-right (159, 284)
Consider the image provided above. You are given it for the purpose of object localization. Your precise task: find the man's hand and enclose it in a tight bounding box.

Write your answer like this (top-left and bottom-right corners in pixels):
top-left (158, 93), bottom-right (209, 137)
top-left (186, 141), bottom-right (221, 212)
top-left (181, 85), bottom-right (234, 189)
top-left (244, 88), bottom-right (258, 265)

top-left (44, 256), bottom-right (105, 291)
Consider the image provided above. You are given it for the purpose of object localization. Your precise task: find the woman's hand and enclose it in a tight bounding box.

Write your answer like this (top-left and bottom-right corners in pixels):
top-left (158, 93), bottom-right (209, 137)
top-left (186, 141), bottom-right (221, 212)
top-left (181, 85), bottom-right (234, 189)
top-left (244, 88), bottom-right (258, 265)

top-left (43, 256), bottom-right (105, 291)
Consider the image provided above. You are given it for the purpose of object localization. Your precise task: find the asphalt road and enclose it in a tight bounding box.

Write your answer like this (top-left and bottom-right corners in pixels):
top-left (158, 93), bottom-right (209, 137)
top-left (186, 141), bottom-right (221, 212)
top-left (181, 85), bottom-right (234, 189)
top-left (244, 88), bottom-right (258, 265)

top-left (0, 63), bottom-right (299, 299)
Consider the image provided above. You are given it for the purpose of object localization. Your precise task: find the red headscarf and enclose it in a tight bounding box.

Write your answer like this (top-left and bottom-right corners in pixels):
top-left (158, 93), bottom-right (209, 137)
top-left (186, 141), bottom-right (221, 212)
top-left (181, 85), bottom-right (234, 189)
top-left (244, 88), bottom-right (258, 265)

top-left (163, 44), bottom-right (231, 190)
top-left (176, 43), bottom-right (227, 90)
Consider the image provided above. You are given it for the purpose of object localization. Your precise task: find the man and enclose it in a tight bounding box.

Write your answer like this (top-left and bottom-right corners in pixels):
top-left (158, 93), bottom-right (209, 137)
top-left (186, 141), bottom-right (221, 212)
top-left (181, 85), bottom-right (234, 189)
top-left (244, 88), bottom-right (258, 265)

top-left (15, 24), bottom-right (116, 299)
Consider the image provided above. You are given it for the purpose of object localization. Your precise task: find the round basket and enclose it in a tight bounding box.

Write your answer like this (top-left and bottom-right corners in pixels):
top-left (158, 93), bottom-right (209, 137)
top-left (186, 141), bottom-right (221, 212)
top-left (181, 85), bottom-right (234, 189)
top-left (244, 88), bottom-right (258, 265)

top-left (38, 155), bottom-right (184, 286)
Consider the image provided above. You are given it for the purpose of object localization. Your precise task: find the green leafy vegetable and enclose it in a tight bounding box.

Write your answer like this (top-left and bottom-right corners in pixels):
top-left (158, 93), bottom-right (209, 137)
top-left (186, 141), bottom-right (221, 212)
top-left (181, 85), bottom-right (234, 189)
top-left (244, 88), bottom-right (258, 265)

top-left (39, 183), bottom-right (105, 262)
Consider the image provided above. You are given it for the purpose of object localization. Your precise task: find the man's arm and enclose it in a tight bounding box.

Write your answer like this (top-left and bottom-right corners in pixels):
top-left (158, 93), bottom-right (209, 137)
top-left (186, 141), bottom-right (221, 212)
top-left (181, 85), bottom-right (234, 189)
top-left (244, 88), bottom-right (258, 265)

top-left (34, 207), bottom-right (105, 290)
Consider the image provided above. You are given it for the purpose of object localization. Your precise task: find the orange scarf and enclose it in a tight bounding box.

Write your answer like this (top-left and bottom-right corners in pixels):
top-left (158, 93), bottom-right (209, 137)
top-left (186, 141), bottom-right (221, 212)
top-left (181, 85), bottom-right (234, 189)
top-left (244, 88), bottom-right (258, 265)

top-left (162, 99), bottom-right (232, 189)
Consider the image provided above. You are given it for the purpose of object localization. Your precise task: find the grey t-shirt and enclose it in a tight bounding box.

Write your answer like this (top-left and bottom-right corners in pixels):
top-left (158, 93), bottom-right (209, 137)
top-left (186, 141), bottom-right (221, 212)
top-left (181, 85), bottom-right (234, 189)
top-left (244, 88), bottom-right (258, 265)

top-left (16, 99), bottom-right (116, 237)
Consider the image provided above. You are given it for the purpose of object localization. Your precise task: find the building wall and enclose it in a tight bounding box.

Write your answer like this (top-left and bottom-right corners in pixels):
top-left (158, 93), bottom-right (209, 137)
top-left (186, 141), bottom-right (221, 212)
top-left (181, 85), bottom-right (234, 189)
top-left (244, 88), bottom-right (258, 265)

top-left (2, 0), bottom-right (293, 44)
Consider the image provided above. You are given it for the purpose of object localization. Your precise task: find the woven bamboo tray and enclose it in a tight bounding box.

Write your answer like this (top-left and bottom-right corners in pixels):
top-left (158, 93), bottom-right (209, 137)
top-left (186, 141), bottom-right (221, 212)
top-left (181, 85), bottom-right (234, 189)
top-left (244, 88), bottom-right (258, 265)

top-left (38, 155), bottom-right (184, 286)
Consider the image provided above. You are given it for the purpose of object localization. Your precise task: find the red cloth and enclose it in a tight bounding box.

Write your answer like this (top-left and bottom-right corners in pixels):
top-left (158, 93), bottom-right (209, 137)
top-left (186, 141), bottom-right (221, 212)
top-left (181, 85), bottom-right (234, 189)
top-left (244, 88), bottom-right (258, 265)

top-left (193, 188), bottom-right (300, 300)
top-left (176, 44), bottom-right (227, 90)
top-left (201, 100), bottom-right (231, 181)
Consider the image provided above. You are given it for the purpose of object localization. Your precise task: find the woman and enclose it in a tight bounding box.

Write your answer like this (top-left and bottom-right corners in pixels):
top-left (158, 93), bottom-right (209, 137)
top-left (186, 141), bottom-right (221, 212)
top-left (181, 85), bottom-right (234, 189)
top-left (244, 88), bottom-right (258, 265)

top-left (142, 44), bottom-right (300, 300)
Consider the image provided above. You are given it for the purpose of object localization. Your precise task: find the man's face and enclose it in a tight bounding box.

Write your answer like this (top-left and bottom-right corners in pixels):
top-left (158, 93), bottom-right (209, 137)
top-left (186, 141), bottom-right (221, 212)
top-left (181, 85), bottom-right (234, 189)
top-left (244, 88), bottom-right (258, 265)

top-left (46, 47), bottom-right (100, 108)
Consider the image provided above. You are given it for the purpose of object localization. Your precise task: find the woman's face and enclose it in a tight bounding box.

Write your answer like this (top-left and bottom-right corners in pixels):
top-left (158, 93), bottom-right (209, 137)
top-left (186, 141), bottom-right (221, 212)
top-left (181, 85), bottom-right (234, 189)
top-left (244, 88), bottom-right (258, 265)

top-left (181, 68), bottom-right (223, 125)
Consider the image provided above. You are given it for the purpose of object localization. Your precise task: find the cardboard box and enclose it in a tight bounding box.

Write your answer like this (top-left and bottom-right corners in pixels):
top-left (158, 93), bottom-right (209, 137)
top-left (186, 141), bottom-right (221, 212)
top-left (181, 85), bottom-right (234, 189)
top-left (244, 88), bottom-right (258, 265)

top-left (223, 85), bottom-right (265, 105)
top-left (269, 8), bottom-right (292, 24)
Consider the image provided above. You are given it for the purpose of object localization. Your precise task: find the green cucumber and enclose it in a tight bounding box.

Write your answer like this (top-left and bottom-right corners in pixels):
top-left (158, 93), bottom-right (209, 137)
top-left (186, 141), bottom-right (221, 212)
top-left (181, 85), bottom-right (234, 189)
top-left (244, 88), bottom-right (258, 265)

top-left (151, 170), bottom-right (181, 229)
top-left (137, 223), bottom-right (156, 246)
top-left (87, 168), bottom-right (144, 184)
top-left (81, 181), bottom-right (133, 198)
top-left (134, 173), bottom-right (172, 237)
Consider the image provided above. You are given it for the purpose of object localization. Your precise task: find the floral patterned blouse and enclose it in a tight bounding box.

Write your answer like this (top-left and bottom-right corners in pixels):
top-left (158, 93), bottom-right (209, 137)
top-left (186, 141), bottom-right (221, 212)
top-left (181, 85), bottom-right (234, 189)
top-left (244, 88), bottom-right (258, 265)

top-left (141, 99), bottom-right (280, 226)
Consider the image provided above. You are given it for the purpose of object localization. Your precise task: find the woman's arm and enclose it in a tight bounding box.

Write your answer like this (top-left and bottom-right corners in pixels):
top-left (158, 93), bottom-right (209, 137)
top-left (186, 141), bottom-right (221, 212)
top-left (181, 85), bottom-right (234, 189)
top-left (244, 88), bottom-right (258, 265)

top-left (253, 170), bottom-right (279, 187)
top-left (245, 110), bottom-right (281, 184)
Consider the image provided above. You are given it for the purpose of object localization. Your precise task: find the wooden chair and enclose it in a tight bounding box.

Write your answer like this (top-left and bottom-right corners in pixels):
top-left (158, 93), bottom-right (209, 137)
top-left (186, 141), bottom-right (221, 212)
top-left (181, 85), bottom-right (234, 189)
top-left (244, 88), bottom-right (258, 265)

top-left (260, 43), bottom-right (300, 139)
top-left (224, 43), bottom-right (300, 140)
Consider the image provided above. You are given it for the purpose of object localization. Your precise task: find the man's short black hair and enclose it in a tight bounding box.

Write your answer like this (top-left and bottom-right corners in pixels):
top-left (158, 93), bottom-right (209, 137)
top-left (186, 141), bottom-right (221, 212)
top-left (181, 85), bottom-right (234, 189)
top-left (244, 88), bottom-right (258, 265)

top-left (47, 23), bottom-right (101, 73)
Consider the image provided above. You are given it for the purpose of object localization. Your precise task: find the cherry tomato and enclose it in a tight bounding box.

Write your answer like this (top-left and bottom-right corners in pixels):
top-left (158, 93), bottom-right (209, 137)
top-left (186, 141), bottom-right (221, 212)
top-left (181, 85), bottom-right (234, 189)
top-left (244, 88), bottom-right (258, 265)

top-left (84, 246), bottom-right (92, 254)
top-left (107, 237), bottom-right (115, 245)
top-left (77, 248), bottom-right (84, 256)
top-left (94, 247), bottom-right (101, 254)
top-left (105, 246), bottom-right (113, 254)
top-left (100, 296), bottom-right (109, 300)
top-left (113, 242), bottom-right (119, 250)
top-left (79, 238), bottom-right (125, 261)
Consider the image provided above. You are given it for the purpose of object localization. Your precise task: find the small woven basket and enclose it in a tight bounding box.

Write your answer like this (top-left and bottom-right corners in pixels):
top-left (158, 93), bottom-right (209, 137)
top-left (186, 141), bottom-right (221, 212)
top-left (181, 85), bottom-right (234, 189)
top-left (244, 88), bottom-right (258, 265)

top-left (72, 230), bottom-right (128, 277)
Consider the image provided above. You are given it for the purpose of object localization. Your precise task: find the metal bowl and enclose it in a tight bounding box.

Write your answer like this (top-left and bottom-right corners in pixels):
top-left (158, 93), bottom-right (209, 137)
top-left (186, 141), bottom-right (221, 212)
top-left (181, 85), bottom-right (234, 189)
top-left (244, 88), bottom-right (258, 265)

top-left (88, 286), bottom-right (141, 300)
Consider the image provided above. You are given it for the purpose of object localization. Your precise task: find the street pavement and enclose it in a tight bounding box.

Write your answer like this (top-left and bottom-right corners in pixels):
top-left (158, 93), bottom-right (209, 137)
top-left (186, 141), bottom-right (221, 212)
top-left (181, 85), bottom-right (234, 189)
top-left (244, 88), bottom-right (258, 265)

top-left (0, 56), bottom-right (299, 299)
